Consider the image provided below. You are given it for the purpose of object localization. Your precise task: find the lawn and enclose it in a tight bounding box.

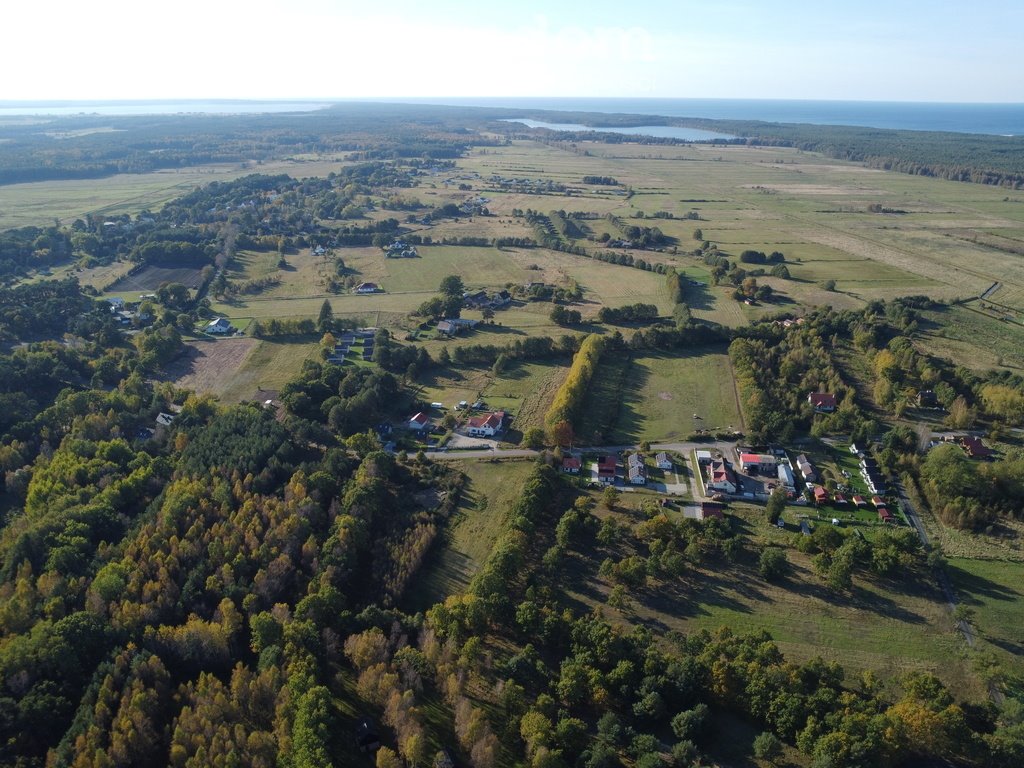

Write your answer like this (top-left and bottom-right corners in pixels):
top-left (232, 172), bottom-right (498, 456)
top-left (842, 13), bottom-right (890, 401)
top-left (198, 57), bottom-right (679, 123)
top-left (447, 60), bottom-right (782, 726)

top-left (215, 338), bottom-right (318, 403)
top-left (578, 348), bottom-right (743, 444)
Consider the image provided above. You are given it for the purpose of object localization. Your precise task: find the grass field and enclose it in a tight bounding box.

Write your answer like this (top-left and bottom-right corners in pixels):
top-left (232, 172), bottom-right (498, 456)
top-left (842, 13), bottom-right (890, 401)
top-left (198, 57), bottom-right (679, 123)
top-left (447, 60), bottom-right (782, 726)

top-left (577, 348), bottom-right (742, 443)
top-left (212, 338), bottom-right (317, 403)
top-left (918, 302), bottom-right (1024, 370)
top-left (561, 504), bottom-right (983, 698)
top-left (947, 558), bottom-right (1024, 690)
top-left (405, 460), bottom-right (538, 610)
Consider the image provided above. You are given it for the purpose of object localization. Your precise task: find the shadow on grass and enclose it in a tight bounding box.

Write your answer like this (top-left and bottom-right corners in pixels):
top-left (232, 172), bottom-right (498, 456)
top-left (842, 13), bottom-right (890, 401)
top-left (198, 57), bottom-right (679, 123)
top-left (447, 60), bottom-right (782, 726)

top-left (947, 562), bottom-right (1023, 605)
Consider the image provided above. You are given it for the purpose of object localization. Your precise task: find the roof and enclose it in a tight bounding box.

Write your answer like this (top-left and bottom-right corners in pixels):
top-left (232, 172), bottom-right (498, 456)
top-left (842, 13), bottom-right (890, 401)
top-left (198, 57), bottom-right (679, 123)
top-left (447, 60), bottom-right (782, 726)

top-left (700, 502), bottom-right (724, 519)
top-left (960, 436), bottom-right (992, 457)
top-left (808, 392), bottom-right (838, 408)
top-left (655, 451), bottom-right (670, 463)
top-left (871, 495), bottom-right (885, 506)
top-left (710, 460), bottom-right (736, 486)
top-left (562, 456), bottom-right (582, 469)
top-left (467, 411), bottom-right (504, 430)
top-left (740, 453), bottom-right (775, 464)
top-left (410, 412), bottom-right (429, 425)
top-left (813, 485), bottom-right (829, 501)
top-left (852, 495), bottom-right (866, 505)
top-left (597, 455), bottom-right (617, 471)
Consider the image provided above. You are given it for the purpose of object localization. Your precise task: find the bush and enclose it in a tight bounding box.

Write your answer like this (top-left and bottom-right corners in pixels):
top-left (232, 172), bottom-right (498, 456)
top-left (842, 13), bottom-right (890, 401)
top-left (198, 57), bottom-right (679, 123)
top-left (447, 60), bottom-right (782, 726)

top-left (759, 547), bottom-right (789, 581)
top-left (752, 731), bottom-right (782, 761)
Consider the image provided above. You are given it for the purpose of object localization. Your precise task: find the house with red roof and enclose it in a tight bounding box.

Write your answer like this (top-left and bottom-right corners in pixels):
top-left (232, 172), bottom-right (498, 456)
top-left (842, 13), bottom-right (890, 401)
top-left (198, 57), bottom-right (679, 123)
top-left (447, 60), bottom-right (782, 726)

top-left (700, 501), bottom-right (725, 520)
top-left (959, 436), bottom-right (992, 459)
top-left (808, 392), bottom-right (838, 413)
top-left (466, 410), bottom-right (505, 437)
top-left (707, 460), bottom-right (737, 494)
top-left (871, 495), bottom-right (885, 508)
top-left (852, 495), bottom-right (867, 507)
top-left (561, 456), bottom-right (582, 474)
top-left (877, 507), bottom-right (894, 523)
top-left (812, 485), bottom-right (829, 505)
top-left (408, 412), bottom-right (430, 431)
top-left (597, 455), bottom-right (618, 484)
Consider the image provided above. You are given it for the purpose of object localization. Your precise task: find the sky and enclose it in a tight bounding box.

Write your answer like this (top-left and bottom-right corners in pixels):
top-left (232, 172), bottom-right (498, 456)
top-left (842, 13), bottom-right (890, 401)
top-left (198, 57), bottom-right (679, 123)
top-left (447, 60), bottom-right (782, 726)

top-left (3, 0), bottom-right (1022, 103)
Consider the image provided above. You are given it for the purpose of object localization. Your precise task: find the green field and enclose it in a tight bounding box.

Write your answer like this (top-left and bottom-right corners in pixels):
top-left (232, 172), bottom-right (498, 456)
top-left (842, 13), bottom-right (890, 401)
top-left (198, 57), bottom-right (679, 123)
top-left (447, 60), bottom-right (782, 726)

top-left (948, 558), bottom-right (1024, 690)
top-left (405, 460), bottom-right (538, 609)
top-left (578, 348), bottom-right (743, 443)
top-left (216, 339), bottom-right (317, 403)
top-left (919, 302), bottom-right (1024, 370)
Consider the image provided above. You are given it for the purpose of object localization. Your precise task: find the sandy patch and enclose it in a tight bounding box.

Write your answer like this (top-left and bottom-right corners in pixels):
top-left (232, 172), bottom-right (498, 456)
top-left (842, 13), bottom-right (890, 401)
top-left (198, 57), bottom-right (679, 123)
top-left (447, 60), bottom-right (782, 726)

top-left (162, 337), bottom-right (258, 395)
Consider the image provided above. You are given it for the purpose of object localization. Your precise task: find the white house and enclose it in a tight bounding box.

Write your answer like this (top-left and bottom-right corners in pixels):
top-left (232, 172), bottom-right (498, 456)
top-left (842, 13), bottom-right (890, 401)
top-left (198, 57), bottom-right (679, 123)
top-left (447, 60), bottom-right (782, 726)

top-left (777, 463), bottom-right (796, 493)
top-left (408, 412), bottom-right (430, 431)
top-left (655, 452), bottom-right (673, 470)
top-left (355, 282), bottom-right (380, 294)
top-left (707, 460), bottom-right (737, 495)
top-left (205, 317), bottom-right (233, 335)
top-left (107, 297), bottom-right (125, 312)
top-left (466, 411), bottom-right (505, 437)
top-left (627, 453), bottom-right (646, 485)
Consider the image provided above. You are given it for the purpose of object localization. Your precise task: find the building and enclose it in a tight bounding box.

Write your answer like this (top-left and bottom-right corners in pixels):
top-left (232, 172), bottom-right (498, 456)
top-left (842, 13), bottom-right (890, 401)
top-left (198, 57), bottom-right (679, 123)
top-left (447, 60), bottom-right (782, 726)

top-left (597, 455), bottom-right (618, 484)
top-left (812, 485), bottom-right (829, 505)
top-left (871, 495), bottom-right (885, 508)
top-left (408, 412), bottom-right (430, 431)
top-left (777, 463), bottom-right (796, 493)
top-left (466, 411), bottom-right (505, 437)
top-left (627, 453), bottom-right (646, 485)
top-left (917, 390), bottom-right (939, 408)
top-left (561, 456), bottom-right (582, 474)
top-left (700, 501), bottom-right (725, 520)
top-left (707, 460), bottom-right (737, 494)
top-left (655, 452), bottom-right (673, 470)
top-left (695, 450), bottom-right (713, 465)
top-left (796, 454), bottom-right (818, 483)
top-left (878, 508), bottom-right (894, 523)
top-left (739, 453), bottom-right (777, 474)
top-left (852, 495), bottom-right (867, 507)
top-left (355, 282), bottom-right (379, 294)
top-left (959, 436), bottom-right (993, 459)
top-left (808, 392), bottom-right (838, 413)
top-left (205, 317), bottom-right (233, 335)
top-left (107, 297), bottom-right (125, 311)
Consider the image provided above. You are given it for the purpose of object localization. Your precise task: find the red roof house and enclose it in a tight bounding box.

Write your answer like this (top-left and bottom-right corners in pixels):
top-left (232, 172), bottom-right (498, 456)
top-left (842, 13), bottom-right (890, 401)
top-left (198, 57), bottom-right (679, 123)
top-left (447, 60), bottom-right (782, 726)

top-left (808, 392), bottom-right (838, 412)
top-left (561, 456), bottom-right (582, 474)
top-left (959, 436), bottom-right (992, 459)
top-left (813, 485), bottom-right (829, 504)
top-left (466, 410), bottom-right (505, 437)
top-left (877, 507), bottom-right (894, 523)
top-left (597, 455), bottom-right (617, 483)
top-left (871, 495), bottom-right (885, 508)
top-left (833, 493), bottom-right (847, 505)
top-left (852, 495), bottom-right (866, 507)
top-left (700, 501), bottom-right (725, 520)
top-left (408, 412), bottom-right (430, 431)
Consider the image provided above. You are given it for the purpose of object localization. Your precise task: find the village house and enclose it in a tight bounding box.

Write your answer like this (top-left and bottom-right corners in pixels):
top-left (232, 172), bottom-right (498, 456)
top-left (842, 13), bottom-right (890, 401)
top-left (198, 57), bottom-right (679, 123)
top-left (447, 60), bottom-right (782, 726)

top-left (812, 485), bottom-right (829, 505)
top-left (808, 392), bottom-right (838, 413)
top-left (355, 282), bottom-right (380, 294)
top-left (739, 452), bottom-right (777, 474)
top-left (695, 450), bottom-right (714, 465)
top-left (596, 455), bottom-right (617, 484)
top-left (561, 456), bottom-right (582, 474)
top-left (959, 436), bottom-right (993, 459)
top-left (466, 411), bottom-right (505, 437)
top-left (796, 454), bottom-right (818, 483)
top-left (707, 460), bottom-right (737, 495)
top-left (437, 318), bottom-right (479, 338)
top-left (408, 412), bottom-right (430, 432)
top-left (627, 453), bottom-right (646, 485)
top-left (205, 317), bottom-right (233, 335)
top-left (655, 452), bottom-right (673, 470)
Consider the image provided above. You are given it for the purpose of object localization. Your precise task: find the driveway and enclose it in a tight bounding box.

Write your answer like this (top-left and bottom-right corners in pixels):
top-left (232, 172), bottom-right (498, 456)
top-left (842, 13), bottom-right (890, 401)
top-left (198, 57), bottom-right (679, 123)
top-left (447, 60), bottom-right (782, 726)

top-left (446, 432), bottom-right (498, 450)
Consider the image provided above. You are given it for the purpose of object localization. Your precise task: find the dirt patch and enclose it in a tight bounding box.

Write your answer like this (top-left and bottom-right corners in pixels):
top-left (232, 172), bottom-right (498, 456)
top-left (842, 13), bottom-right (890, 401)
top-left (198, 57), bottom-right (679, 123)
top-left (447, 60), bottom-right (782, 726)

top-left (109, 264), bottom-right (205, 292)
top-left (658, 391), bottom-right (673, 401)
top-left (161, 338), bottom-right (258, 395)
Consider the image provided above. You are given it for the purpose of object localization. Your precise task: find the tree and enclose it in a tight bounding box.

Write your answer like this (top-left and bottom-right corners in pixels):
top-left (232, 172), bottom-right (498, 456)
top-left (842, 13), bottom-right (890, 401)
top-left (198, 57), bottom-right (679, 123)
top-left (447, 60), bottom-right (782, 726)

top-left (601, 486), bottom-right (620, 510)
top-left (521, 428), bottom-right (545, 449)
top-left (692, 228), bottom-right (703, 240)
top-left (759, 547), bottom-right (789, 581)
top-left (440, 275), bottom-right (464, 297)
top-left (317, 299), bottom-right (334, 332)
top-left (765, 486), bottom-right (786, 523)
top-left (752, 732), bottom-right (782, 762)
top-left (549, 420), bottom-right (574, 448)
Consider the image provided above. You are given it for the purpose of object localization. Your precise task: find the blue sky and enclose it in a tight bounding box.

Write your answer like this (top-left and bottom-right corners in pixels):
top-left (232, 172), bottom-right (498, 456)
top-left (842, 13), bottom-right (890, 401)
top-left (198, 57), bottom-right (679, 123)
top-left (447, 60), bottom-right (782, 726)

top-left (3, 0), bottom-right (1022, 102)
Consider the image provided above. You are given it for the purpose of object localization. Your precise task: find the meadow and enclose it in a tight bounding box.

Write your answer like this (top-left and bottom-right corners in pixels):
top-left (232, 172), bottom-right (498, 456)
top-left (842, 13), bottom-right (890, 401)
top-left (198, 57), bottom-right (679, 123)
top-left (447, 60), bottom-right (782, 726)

top-left (577, 348), bottom-right (742, 444)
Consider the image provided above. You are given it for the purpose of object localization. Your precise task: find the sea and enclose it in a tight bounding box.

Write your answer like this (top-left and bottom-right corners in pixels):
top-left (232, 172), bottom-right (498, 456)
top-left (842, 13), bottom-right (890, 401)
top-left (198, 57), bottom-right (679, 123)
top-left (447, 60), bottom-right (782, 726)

top-left (1, 97), bottom-right (1022, 136)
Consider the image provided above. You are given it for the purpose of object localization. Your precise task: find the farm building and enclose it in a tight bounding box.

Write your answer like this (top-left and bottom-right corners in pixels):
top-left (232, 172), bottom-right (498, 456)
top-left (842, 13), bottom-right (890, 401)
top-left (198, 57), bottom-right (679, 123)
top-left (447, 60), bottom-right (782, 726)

top-left (739, 453), bottom-right (776, 473)
top-left (807, 392), bottom-right (838, 412)
top-left (466, 411), bottom-right (505, 437)
top-left (700, 501), bottom-right (725, 520)
top-left (777, 463), bottom-right (796, 492)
